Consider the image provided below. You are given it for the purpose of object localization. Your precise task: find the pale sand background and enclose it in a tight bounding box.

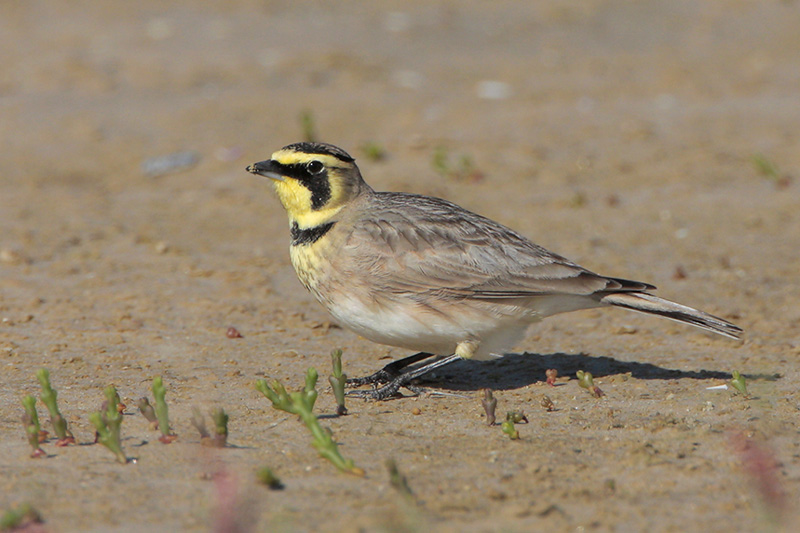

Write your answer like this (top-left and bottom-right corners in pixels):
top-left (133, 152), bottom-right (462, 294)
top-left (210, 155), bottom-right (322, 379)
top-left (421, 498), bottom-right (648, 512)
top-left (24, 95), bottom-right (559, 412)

top-left (1, 1), bottom-right (799, 531)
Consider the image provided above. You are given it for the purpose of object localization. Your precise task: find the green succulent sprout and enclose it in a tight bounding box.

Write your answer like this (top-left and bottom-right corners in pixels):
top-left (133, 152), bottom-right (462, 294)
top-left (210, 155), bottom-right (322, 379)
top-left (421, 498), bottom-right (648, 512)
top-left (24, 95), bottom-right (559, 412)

top-left (577, 370), bottom-right (604, 398)
top-left (256, 466), bottom-right (284, 490)
top-left (22, 395), bottom-right (46, 458)
top-left (501, 419), bottom-right (520, 440)
top-left (328, 349), bottom-right (348, 416)
top-left (152, 376), bottom-right (176, 443)
top-left (36, 368), bottom-right (74, 445)
top-left (90, 386), bottom-right (127, 464)
top-left (256, 368), bottom-right (363, 476)
top-left (730, 371), bottom-right (749, 397)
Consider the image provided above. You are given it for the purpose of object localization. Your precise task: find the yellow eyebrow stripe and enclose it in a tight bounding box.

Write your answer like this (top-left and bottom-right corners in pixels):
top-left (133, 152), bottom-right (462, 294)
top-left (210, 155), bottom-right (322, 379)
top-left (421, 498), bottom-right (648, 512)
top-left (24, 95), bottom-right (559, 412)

top-left (270, 150), bottom-right (344, 168)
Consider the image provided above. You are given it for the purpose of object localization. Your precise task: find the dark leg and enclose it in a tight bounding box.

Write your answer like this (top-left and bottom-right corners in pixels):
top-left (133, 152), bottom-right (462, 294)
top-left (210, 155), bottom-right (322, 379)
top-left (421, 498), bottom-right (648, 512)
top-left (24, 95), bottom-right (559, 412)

top-left (347, 354), bottom-right (462, 400)
top-left (346, 352), bottom-right (435, 387)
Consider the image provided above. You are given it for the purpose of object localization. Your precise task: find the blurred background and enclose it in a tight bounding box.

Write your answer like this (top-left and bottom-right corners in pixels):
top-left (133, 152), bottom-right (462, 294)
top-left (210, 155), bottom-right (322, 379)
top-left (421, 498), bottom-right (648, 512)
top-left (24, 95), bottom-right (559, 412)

top-left (2, 1), bottom-right (797, 236)
top-left (1, 1), bottom-right (799, 531)
top-left (2, 0), bottom-right (797, 327)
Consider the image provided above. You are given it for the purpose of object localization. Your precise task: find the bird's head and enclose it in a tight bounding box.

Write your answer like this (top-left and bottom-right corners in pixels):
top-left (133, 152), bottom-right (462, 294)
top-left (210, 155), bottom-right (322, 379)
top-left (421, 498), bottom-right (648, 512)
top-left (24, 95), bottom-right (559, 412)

top-left (247, 142), bottom-right (370, 228)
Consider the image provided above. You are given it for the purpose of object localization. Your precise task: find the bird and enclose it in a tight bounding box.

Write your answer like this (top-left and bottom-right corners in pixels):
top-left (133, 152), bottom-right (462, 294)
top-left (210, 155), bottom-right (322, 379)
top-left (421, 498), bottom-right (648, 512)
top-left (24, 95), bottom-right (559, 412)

top-left (246, 142), bottom-right (742, 400)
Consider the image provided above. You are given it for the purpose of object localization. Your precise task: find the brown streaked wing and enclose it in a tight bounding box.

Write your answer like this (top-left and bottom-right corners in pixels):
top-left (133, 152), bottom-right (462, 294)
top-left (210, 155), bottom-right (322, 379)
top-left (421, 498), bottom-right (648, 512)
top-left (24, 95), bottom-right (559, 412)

top-left (344, 192), bottom-right (654, 301)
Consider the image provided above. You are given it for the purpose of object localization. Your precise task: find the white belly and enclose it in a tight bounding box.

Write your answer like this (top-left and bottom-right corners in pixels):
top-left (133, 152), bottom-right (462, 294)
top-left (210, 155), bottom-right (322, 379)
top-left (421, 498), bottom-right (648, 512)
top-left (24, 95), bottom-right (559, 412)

top-left (325, 293), bottom-right (536, 360)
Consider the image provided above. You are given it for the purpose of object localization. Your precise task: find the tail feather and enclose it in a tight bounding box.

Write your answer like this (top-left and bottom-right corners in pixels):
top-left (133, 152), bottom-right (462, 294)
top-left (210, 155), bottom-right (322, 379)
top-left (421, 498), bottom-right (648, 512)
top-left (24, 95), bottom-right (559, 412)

top-left (600, 292), bottom-right (742, 339)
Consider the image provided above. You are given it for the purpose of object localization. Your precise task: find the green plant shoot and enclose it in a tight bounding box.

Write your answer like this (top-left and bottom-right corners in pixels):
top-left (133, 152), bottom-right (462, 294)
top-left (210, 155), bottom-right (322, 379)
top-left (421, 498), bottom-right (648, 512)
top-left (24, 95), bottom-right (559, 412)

top-left (36, 368), bottom-right (74, 445)
top-left (256, 368), bottom-right (363, 476)
top-left (256, 466), bottom-right (284, 490)
top-left (191, 406), bottom-right (228, 447)
top-left (0, 503), bottom-right (43, 530)
top-left (501, 419), bottom-right (520, 440)
top-left (387, 459), bottom-right (414, 501)
top-left (730, 371), bottom-right (749, 396)
top-left (299, 109), bottom-right (317, 143)
top-left (361, 141), bottom-right (387, 162)
top-left (506, 410), bottom-right (528, 424)
top-left (432, 146), bottom-right (449, 176)
top-left (577, 370), bottom-right (604, 398)
top-left (152, 376), bottom-right (176, 443)
top-left (90, 386), bottom-right (127, 464)
top-left (328, 349), bottom-right (348, 415)
top-left (22, 395), bottom-right (46, 458)
top-left (138, 397), bottom-right (158, 427)
top-left (211, 407), bottom-right (229, 442)
top-left (752, 153), bottom-right (779, 181)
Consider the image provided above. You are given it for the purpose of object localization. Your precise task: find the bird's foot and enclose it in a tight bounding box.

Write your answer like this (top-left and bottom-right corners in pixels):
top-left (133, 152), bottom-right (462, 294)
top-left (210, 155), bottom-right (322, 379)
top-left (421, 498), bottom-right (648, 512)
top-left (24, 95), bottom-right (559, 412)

top-left (345, 368), bottom-right (396, 387)
top-left (345, 353), bottom-right (462, 401)
top-left (345, 352), bottom-right (435, 387)
top-left (346, 376), bottom-right (424, 401)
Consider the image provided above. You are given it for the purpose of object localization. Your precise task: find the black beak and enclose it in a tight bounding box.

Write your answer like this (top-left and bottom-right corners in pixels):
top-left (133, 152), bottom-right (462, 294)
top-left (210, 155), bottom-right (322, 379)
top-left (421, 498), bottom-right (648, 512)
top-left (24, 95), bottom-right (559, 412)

top-left (246, 160), bottom-right (285, 181)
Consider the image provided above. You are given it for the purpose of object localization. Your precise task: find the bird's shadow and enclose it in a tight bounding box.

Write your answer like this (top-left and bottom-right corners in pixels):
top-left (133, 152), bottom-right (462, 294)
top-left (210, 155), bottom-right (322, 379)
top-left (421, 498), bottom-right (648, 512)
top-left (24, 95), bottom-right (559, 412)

top-left (424, 352), bottom-right (778, 392)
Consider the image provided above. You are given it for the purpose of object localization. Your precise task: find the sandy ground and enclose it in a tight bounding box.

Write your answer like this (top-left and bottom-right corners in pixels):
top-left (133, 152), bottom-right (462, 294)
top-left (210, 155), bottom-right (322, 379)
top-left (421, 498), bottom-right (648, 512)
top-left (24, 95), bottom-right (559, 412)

top-left (1, 1), bottom-right (800, 531)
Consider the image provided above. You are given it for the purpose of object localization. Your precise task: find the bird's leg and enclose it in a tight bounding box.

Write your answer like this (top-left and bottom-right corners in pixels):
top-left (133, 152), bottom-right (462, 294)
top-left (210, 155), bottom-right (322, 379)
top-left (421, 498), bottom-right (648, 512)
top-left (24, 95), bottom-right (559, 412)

top-left (346, 352), bottom-right (435, 387)
top-left (347, 354), bottom-right (462, 400)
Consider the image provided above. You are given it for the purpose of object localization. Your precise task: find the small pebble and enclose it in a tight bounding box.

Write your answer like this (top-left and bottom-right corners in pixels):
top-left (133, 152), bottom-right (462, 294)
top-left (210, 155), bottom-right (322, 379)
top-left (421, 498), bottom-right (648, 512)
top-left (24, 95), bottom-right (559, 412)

top-left (146, 18), bottom-right (174, 41)
top-left (214, 146), bottom-right (243, 162)
top-left (614, 325), bottom-right (638, 335)
top-left (541, 395), bottom-right (555, 411)
top-left (226, 327), bottom-right (243, 338)
top-left (411, 407), bottom-right (421, 415)
top-left (142, 151), bottom-right (199, 177)
top-left (392, 70), bottom-right (423, 90)
top-left (0, 249), bottom-right (28, 265)
top-left (384, 11), bottom-right (410, 33)
top-left (476, 80), bottom-right (512, 100)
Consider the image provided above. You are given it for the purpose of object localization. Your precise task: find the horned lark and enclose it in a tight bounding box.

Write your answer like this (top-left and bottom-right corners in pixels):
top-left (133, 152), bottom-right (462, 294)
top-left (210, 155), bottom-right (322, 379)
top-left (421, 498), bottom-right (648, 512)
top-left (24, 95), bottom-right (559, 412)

top-left (246, 142), bottom-right (742, 400)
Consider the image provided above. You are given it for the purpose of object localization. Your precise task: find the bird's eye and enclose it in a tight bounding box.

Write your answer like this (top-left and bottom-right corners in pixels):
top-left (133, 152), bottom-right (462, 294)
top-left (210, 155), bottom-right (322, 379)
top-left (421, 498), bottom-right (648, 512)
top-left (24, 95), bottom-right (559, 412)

top-left (307, 160), bottom-right (324, 175)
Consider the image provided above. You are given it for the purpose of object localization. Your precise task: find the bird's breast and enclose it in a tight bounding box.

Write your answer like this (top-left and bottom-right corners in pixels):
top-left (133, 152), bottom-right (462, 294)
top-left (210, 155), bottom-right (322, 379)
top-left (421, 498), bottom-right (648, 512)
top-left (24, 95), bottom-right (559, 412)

top-left (289, 242), bottom-right (328, 294)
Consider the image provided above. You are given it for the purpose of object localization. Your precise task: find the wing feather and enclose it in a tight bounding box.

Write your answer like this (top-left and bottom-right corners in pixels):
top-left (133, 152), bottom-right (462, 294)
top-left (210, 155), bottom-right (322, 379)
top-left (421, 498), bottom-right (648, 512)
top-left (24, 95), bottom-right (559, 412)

top-left (342, 193), bottom-right (653, 302)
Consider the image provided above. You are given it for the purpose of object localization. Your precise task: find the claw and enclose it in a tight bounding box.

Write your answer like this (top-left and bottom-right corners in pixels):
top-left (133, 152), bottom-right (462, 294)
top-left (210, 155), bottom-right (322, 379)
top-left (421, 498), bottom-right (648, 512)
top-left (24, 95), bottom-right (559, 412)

top-left (346, 381), bottom-right (405, 401)
top-left (345, 369), bottom-right (394, 387)
top-left (343, 353), bottom-right (462, 401)
top-left (345, 352), bottom-right (436, 388)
